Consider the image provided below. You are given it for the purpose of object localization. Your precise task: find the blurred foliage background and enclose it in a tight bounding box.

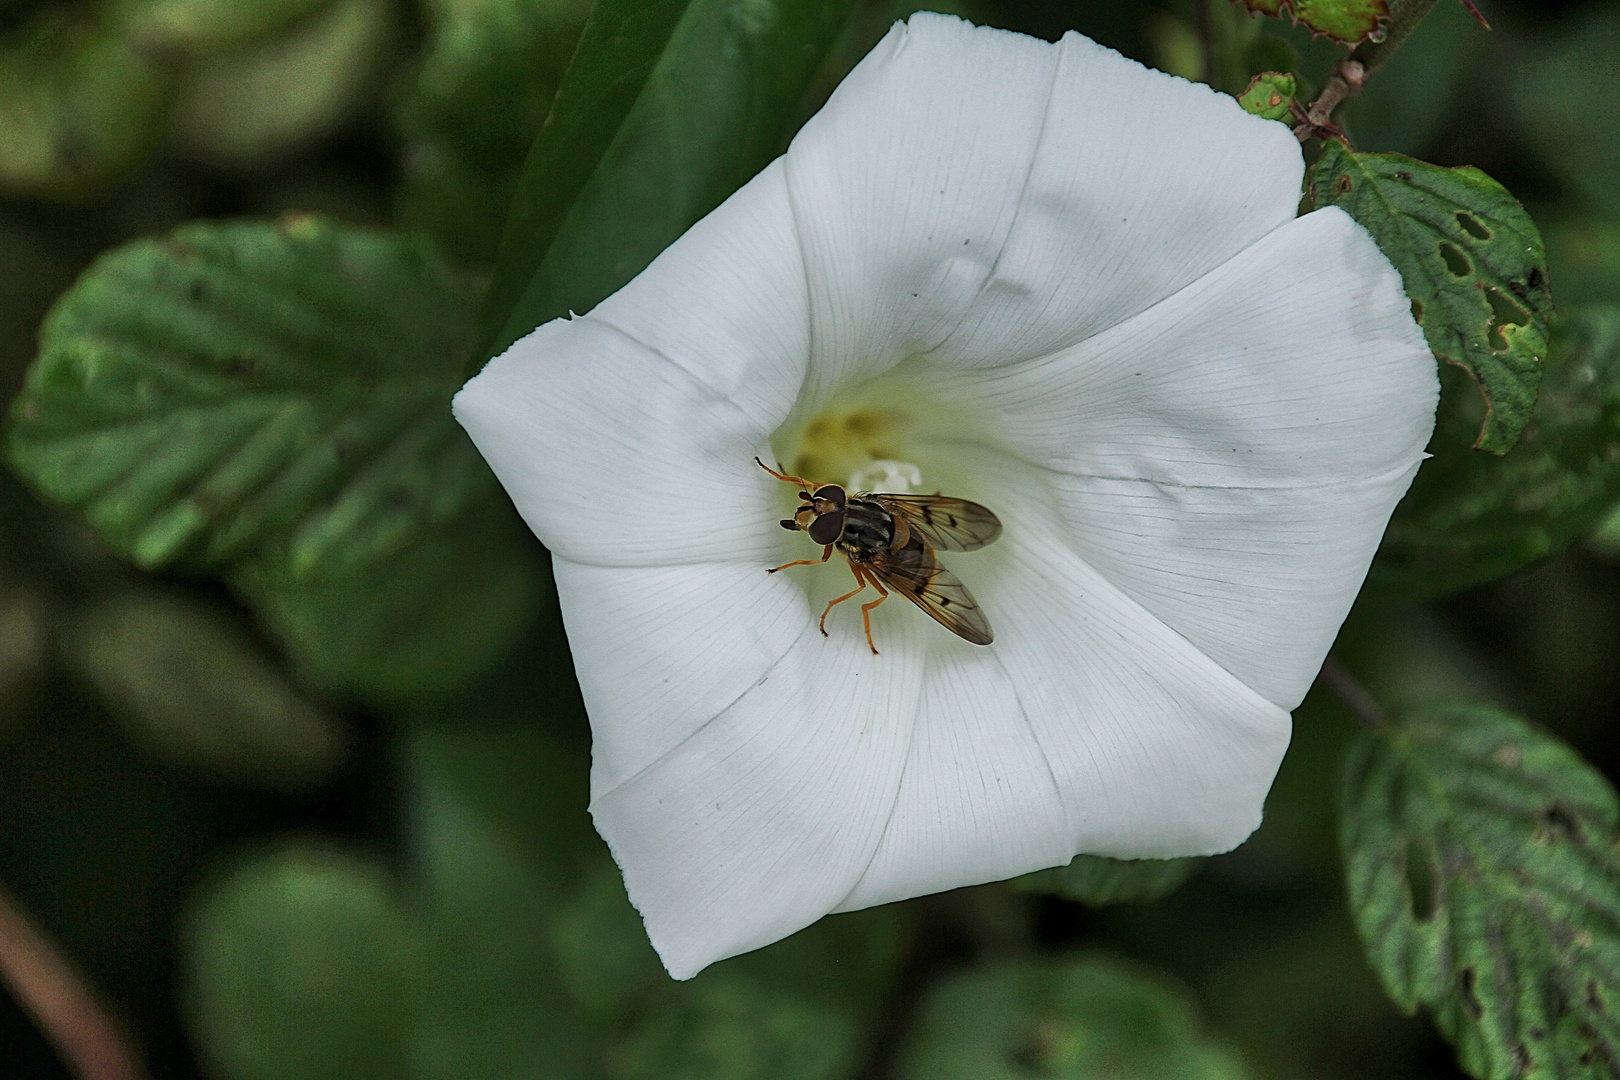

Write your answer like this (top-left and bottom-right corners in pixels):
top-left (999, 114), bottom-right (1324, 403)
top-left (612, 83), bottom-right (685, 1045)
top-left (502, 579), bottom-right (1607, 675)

top-left (2, 0), bottom-right (1619, 1077)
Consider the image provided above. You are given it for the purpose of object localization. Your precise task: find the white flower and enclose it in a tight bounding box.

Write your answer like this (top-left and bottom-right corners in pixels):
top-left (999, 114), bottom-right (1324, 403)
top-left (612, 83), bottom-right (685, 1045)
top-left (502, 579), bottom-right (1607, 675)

top-left (454, 14), bottom-right (1437, 979)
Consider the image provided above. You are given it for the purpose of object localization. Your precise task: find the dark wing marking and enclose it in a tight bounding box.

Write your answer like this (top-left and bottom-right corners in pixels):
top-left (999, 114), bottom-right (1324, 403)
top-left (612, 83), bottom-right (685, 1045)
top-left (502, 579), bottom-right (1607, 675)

top-left (868, 538), bottom-right (993, 645)
top-left (872, 494), bottom-right (1002, 552)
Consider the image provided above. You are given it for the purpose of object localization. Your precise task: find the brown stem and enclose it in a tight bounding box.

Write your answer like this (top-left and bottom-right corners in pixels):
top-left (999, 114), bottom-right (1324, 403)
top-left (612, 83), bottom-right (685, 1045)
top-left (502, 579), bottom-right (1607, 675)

top-left (1294, 0), bottom-right (1447, 142)
top-left (1317, 654), bottom-right (1388, 731)
top-left (0, 885), bottom-right (146, 1080)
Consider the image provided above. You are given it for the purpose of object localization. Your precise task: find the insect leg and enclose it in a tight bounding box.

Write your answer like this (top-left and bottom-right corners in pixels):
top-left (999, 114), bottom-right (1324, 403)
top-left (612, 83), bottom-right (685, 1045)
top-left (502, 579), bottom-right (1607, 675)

top-left (755, 456), bottom-right (817, 490)
top-left (819, 562), bottom-right (870, 637)
top-left (767, 545), bottom-right (834, 574)
top-left (858, 572), bottom-right (890, 655)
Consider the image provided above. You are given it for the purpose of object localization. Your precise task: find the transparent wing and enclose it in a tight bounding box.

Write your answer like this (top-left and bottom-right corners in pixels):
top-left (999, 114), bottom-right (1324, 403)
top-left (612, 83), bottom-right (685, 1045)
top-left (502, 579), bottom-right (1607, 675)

top-left (872, 494), bottom-right (1002, 552)
top-left (870, 538), bottom-right (994, 645)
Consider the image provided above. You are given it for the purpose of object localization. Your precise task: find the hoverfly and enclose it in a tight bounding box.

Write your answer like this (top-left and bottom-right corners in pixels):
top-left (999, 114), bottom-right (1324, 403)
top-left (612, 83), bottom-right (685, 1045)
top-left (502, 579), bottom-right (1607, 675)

top-left (756, 457), bottom-right (1002, 654)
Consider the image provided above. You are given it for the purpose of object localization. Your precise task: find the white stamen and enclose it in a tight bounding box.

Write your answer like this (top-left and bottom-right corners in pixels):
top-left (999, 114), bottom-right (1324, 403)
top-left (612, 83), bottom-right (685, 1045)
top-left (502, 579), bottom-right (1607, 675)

top-left (849, 459), bottom-right (921, 493)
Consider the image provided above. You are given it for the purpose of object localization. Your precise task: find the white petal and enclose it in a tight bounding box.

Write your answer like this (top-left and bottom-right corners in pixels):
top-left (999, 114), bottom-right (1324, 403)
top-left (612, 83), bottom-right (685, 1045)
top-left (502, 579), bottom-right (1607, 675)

top-left (832, 644), bottom-right (1073, 912)
top-left (781, 13), bottom-right (1304, 415)
top-left (782, 15), bottom-right (1059, 409)
top-left (454, 316), bottom-right (781, 567)
top-left (835, 458), bottom-right (1292, 913)
top-left (981, 464), bottom-right (1293, 857)
top-left (553, 556), bottom-right (811, 800)
top-left (588, 160), bottom-right (810, 430)
top-left (935, 207), bottom-right (1436, 708)
top-left (589, 617), bottom-right (929, 980)
top-left (938, 28), bottom-right (1305, 366)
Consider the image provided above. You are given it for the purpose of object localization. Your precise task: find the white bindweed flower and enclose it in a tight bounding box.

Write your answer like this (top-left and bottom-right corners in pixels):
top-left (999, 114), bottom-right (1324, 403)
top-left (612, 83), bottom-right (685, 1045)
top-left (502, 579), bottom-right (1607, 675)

top-left (454, 13), bottom-right (1437, 979)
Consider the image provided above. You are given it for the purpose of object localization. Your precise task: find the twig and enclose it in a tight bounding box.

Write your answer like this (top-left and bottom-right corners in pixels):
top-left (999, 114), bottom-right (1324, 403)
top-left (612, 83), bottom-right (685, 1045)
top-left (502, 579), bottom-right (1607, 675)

top-left (1294, 0), bottom-right (1447, 142)
top-left (1317, 654), bottom-right (1388, 731)
top-left (0, 884), bottom-right (146, 1080)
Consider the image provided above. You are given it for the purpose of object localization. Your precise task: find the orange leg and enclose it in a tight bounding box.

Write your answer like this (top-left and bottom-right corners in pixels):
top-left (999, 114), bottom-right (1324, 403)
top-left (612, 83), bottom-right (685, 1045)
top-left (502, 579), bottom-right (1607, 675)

top-left (819, 563), bottom-right (871, 637)
top-left (858, 573), bottom-right (890, 655)
top-left (755, 456), bottom-right (817, 491)
top-left (767, 544), bottom-right (834, 574)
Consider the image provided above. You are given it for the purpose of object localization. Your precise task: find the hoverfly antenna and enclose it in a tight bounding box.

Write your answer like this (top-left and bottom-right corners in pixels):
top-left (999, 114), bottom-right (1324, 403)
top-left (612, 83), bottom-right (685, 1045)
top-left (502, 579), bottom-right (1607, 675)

top-left (779, 519), bottom-right (797, 530)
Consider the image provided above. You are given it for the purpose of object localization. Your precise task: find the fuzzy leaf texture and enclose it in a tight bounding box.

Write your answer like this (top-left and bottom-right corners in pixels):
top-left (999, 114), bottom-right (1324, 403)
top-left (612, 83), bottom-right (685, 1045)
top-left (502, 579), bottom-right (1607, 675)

top-left (1309, 141), bottom-right (1551, 453)
top-left (1238, 0), bottom-right (1388, 45)
top-left (1340, 704), bottom-right (1620, 1079)
top-left (477, 0), bottom-right (859, 362)
top-left (1369, 305), bottom-right (1620, 602)
top-left (6, 216), bottom-right (492, 579)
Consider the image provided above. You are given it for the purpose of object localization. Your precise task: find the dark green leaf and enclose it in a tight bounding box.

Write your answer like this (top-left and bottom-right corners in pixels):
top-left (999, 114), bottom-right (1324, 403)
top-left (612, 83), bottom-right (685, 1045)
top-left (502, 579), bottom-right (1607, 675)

top-left (393, 0), bottom-right (593, 265)
top-left (164, 0), bottom-right (396, 170)
top-left (1235, 71), bottom-right (1295, 122)
top-left (477, 0), bottom-right (860, 363)
top-left (64, 586), bottom-right (345, 790)
top-left (112, 0), bottom-right (332, 51)
top-left (473, 0), bottom-right (692, 355)
top-left (897, 954), bottom-right (1255, 1080)
top-left (0, 10), bottom-right (170, 199)
top-left (1341, 703), bottom-right (1620, 1079)
top-left (1509, 6), bottom-right (1620, 222)
top-left (182, 844), bottom-right (422, 1080)
top-left (1369, 305), bottom-right (1620, 601)
top-left (7, 216), bottom-right (491, 579)
top-left (1237, 0), bottom-right (1388, 45)
top-left (1308, 141), bottom-right (1552, 453)
top-left (1011, 854), bottom-right (1203, 906)
top-left (232, 499), bottom-right (547, 705)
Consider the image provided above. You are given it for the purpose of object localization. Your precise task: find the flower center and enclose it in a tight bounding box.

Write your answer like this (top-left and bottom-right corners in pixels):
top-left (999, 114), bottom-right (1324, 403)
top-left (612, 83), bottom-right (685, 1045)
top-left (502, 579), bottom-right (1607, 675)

top-left (784, 406), bottom-right (915, 491)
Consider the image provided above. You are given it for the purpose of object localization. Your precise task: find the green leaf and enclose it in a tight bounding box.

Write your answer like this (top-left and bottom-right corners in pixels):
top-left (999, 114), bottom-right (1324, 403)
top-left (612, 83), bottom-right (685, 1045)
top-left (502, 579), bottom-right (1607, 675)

top-left (1308, 141), bottom-right (1552, 453)
top-left (112, 0), bottom-right (333, 51)
top-left (182, 844), bottom-right (422, 1080)
top-left (7, 216), bottom-right (492, 579)
top-left (897, 954), bottom-right (1255, 1080)
top-left (1369, 305), bottom-right (1620, 601)
top-left (1509, 6), bottom-right (1620, 222)
top-left (232, 500), bottom-right (547, 706)
top-left (1235, 71), bottom-right (1296, 122)
top-left (1341, 703), bottom-right (1620, 1079)
top-left (63, 586), bottom-right (346, 790)
top-left (1011, 854), bottom-right (1204, 906)
top-left (1237, 0), bottom-right (1388, 45)
top-left (164, 0), bottom-right (396, 170)
top-left (393, 0), bottom-right (594, 265)
top-left (0, 10), bottom-right (170, 199)
top-left (477, 0), bottom-right (860, 363)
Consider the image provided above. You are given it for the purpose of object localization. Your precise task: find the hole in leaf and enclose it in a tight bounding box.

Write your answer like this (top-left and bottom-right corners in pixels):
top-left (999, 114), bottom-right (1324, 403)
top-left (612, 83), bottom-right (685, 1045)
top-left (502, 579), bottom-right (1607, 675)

top-left (1335, 174), bottom-right (1353, 195)
top-left (1486, 286), bottom-right (1532, 351)
top-left (1439, 242), bottom-right (1471, 277)
top-left (1395, 170), bottom-right (1413, 181)
top-left (1529, 266), bottom-right (1547, 293)
top-left (1460, 968), bottom-right (1484, 1020)
top-left (1536, 801), bottom-right (1583, 844)
top-left (1404, 836), bottom-right (1438, 921)
top-left (1410, 298), bottom-right (1424, 324)
top-left (1455, 211), bottom-right (1491, 240)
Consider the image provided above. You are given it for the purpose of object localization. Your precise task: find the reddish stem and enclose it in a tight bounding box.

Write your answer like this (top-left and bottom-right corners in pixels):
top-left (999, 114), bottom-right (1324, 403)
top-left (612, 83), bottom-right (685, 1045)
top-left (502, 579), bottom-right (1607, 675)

top-left (0, 885), bottom-right (146, 1080)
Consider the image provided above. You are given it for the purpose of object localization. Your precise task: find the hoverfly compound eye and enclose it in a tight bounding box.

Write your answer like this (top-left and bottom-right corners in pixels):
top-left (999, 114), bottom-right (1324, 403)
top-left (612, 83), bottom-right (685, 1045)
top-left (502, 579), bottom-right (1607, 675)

top-left (807, 510), bottom-right (845, 545)
top-left (812, 485), bottom-right (847, 509)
